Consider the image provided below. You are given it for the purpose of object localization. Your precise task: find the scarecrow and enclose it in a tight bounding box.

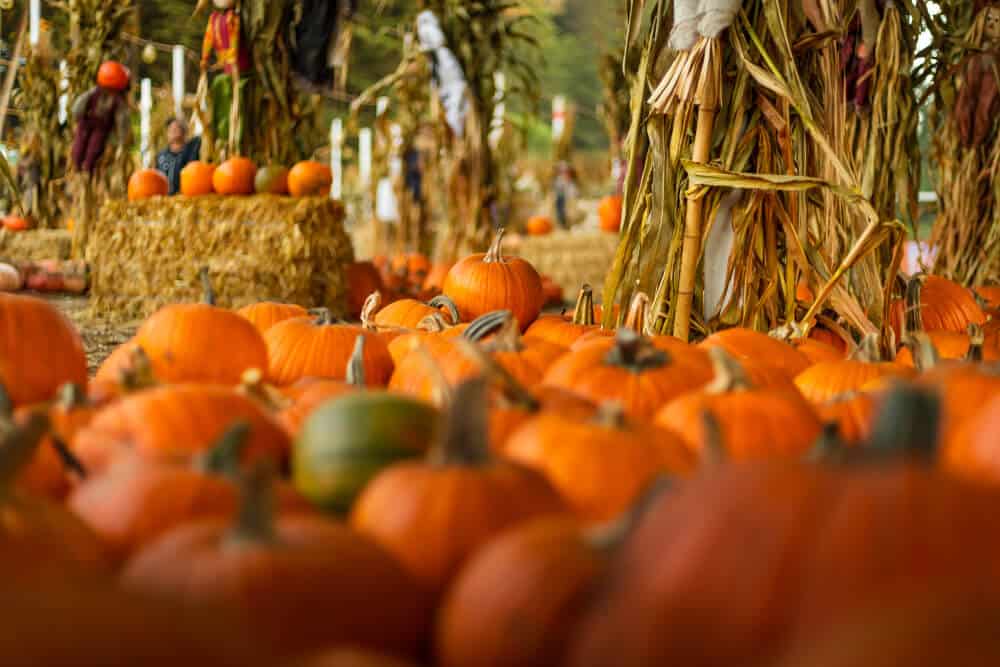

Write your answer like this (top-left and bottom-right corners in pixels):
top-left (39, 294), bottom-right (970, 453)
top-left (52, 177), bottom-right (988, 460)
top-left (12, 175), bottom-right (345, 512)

top-left (70, 61), bottom-right (131, 175)
top-left (199, 0), bottom-right (251, 151)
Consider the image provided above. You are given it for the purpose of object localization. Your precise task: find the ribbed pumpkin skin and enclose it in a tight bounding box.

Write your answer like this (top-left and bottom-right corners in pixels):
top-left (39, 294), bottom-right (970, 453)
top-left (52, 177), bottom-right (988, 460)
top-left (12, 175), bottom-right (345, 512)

top-left (293, 392), bottom-right (439, 513)
top-left (179, 162), bottom-right (216, 196)
top-left (889, 275), bottom-right (987, 337)
top-left (525, 314), bottom-right (596, 348)
top-left (894, 330), bottom-right (1000, 366)
top-left (237, 302), bottom-right (309, 334)
top-left (265, 321), bottom-right (393, 387)
top-left (699, 328), bottom-right (811, 379)
top-left (128, 169), bottom-right (169, 200)
top-left (72, 385), bottom-right (290, 475)
top-left (278, 380), bottom-right (355, 436)
top-left (288, 161), bottom-right (333, 197)
top-left (437, 518), bottom-right (609, 667)
top-left (135, 304), bottom-right (269, 385)
top-left (816, 393), bottom-right (878, 444)
top-left (213, 158), bottom-right (257, 195)
top-left (374, 298), bottom-right (455, 330)
top-left (794, 360), bottom-right (912, 403)
top-left (0, 294), bottom-right (88, 406)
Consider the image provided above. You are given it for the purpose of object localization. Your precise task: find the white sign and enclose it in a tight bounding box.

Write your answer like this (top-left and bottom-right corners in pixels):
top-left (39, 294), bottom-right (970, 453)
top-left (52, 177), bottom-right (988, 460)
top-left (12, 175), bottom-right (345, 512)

top-left (172, 45), bottom-right (185, 119)
top-left (28, 0), bottom-right (40, 47)
top-left (330, 118), bottom-right (343, 200)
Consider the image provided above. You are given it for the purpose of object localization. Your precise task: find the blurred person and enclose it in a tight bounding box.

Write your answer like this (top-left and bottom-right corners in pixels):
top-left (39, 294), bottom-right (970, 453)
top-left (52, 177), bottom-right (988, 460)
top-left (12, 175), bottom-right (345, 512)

top-left (553, 161), bottom-right (578, 228)
top-left (156, 118), bottom-right (202, 195)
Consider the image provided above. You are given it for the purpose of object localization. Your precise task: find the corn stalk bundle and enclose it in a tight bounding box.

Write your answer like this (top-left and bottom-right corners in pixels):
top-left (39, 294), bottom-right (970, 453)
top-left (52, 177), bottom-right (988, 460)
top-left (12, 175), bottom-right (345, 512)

top-left (923, 1), bottom-right (1000, 286)
top-left (598, 46), bottom-right (630, 160)
top-left (604, 0), bottom-right (918, 346)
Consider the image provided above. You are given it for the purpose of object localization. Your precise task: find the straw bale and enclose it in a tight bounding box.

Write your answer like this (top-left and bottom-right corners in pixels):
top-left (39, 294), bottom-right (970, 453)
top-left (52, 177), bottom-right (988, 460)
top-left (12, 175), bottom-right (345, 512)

top-left (85, 195), bottom-right (354, 321)
top-left (0, 229), bottom-right (73, 263)
top-left (513, 230), bottom-right (619, 299)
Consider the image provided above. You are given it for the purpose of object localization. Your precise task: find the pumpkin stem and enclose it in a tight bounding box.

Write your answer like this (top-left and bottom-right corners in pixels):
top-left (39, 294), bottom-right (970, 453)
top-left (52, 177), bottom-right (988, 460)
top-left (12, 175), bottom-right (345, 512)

top-left (228, 460), bottom-right (277, 545)
top-left (428, 295), bottom-right (460, 325)
top-left (588, 476), bottom-right (674, 553)
top-left (623, 292), bottom-right (650, 335)
top-left (239, 369), bottom-right (288, 411)
top-left (454, 337), bottom-right (539, 411)
top-left (312, 308), bottom-right (333, 326)
top-left (901, 274), bottom-right (926, 340)
top-left (120, 346), bottom-right (157, 393)
top-left (346, 336), bottom-right (366, 387)
top-left (571, 284), bottom-right (596, 326)
top-left (867, 386), bottom-right (940, 463)
top-left (0, 383), bottom-right (12, 420)
top-left (704, 348), bottom-right (753, 394)
top-left (56, 383), bottom-right (88, 408)
top-left (701, 411), bottom-right (727, 466)
top-left (50, 434), bottom-right (88, 480)
top-left (199, 266), bottom-right (216, 306)
top-left (966, 324), bottom-right (985, 363)
top-left (464, 310), bottom-right (513, 343)
top-left (432, 377), bottom-right (491, 467)
top-left (417, 313), bottom-right (450, 333)
top-left (849, 334), bottom-right (882, 363)
top-left (605, 328), bottom-right (668, 372)
top-left (485, 313), bottom-right (523, 353)
top-left (0, 413), bottom-right (49, 488)
top-left (902, 332), bottom-right (940, 372)
top-left (483, 227), bottom-right (506, 264)
top-left (593, 402), bottom-right (627, 429)
top-left (198, 421), bottom-right (250, 476)
top-left (806, 422), bottom-right (850, 464)
top-left (414, 343), bottom-right (454, 407)
top-left (360, 292), bottom-right (381, 330)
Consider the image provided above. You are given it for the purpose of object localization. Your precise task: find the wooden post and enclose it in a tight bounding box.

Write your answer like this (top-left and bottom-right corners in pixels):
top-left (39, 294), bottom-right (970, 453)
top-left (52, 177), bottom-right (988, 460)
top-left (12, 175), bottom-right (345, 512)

top-left (28, 0), bottom-right (40, 47)
top-left (58, 60), bottom-right (68, 124)
top-left (140, 78), bottom-right (152, 168)
top-left (172, 45), bottom-right (185, 119)
top-left (359, 126), bottom-right (374, 250)
top-left (0, 9), bottom-right (27, 140)
top-left (330, 118), bottom-right (343, 200)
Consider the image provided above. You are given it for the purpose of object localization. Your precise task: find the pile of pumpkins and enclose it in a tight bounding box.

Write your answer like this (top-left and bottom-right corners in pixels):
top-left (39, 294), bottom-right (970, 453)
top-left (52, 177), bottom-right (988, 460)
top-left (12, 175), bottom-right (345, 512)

top-left (2, 228), bottom-right (1000, 665)
top-left (128, 158), bottom-right (332, 201)
top-left (0, 259), bottom-right (88, 294)
top-left (523, 194), bottom-right (623, 237)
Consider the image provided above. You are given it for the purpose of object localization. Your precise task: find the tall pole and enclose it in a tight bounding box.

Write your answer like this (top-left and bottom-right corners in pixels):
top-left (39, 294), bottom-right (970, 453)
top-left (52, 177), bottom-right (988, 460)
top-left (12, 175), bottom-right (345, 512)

top-left (28, 0), bottom-right (40, 47)
top-left (172, 45), bottom-right (185, 119)
top-left (58, 60), bottom-right (68, 125)
top-left (330, 118), bottom-right (343, 201)
top-left (140, 78), bottom-right (152, 168)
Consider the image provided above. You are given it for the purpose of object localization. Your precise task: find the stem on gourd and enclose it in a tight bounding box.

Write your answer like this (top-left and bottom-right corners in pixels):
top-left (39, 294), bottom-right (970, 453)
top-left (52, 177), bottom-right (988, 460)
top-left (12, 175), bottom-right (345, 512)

top-left (483, 227), bottom-right (506, 264)
top-left (417, 313), bottom-right (450, 333)
top-left (0, 413), bottom-right (49, 489)
top-left (360, 292), bottom-right (381, 330)
top-left (311, 308), bottom-right (333, 326)
top-left (346, 335), bottom-right (366, 387)
top-left (200, 266), bottom-right (216, 306)
top-left (428, 295), bottom-right (460, 325)
top-left (120, 346), bottom-right (157, 393)
top-left (454, 337), bottom-right (539, 411)
top-left (198, 421), bottom-right (250, 476)
top-left (51, 434), bottom-right (88, 480)
top-left (701, 411), bottom-right (727, 466)
top-left (228, 460), bottom-right (277, 545)
top-left (704, 348), bottom-right (753, 394)
top-left (623, 292), bottom-right (650, 335)
top-left (592, 402), bottom-right (627, 429)
top-left (571, 284), bottom-right (596, 327)
top-left (850, 333), bottom-right (882, 363)
top-left (587, 475), bottom-right (674, 553)
top-left (604, 328), bottom-right (669, 372)
top-left (966, 324), bottom-right (984, 363)
top-left (901, 274), bottom-right (925, 340)
top-left (431, 377), bottom-right (491, 467)
top-left (485, 314), bottom-right (523, 353)
top-left (903, 332), bottom-right (940, 372)
top-left (463, 310), bottom-right (513, 342)
top-left (867, 385), bottom-right (940, 463)
top-left (806, 422), bottom-right (850, 464)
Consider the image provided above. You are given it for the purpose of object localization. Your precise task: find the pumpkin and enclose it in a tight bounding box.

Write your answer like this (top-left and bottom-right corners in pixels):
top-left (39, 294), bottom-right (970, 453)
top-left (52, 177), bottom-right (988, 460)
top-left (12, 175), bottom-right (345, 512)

top-left (288, 160), bottom-right (333, 197)
top-left (525, 283), bottom-right (599, 347)
top-left (541, 274), bottom-right (564, 306)
top-left (127, 169), bottom-right (169, 201)
top-left (443, 228), bottom-right (545, 330)
top-left (542, 328), bottom-right (713, 420)
top-left (213, 157), bottom-right (257, 195)
top-left (386, 313), bottom-right (460, 365)
top-left (794, 335), bottom-right (913, 403)
top-left (699, 327), bottom-right (811, 380)
top-left (0, 262), bottom-right (22, 291)
top-left (0, 294), bottom-right (87, 406)
top-left (1, 215), bottom-right (31, 231)
top-left (135, 276), bottom-right (268, 385)
top-left (374, 294), bottom-right (459, 330)
top-left (793, 337), bottom-right (846, 364)
top-left (346, 261), bottom-right (387, 319)
top-left (351, 378), bottom-right (566, 593)
top-left (437, 517), bottom-right (615, 667)
top-left (278, 337), bottom-right (368, 436)
top-left (816, 392), bottom-right (878, 445)
top-left (506, 404), bottom-right (694, 521)
top-left (896, 322), bottom-right (999, 367)
top-left (72, 384), bottom-right (290, 476)
top-left (70, 423), bottom-right (310, 564)
top-left (265, 312), bottom-right (394, 387)
top-left (255, 165), bottom-right (290, 195)
top-left (390, 252), bottom-right (432, 286)
top-left (526, 215), bottom-right (554, 236)
top-left (809, 324), bottom-right (850, 353)
top-left (294, 391), bottom-right (439, 513)
top-left (179, 161), bottom-right (216, 196)
top-left (655, 348), bottom-right (822, 462)
top-left (90, 341), bottom-right (157, 405)
top-left (889, 274), bottom-right (987, 339)
top-left (96, 60), bottom-right (130, 90)
top-left (943, 391), bottom-right (1000, 483)
top-left (237, 301), bottom-right (309, 334)
top-left (423, 261), bottom-right (454, 294)
top-left (597, 195), bottom-right (623, 233)
top-left (976, 285), bottom-right (1000, 313)
top-left (569, 389), bottom-right (1000, 667)
top-left (122, 464), bottom-right (432, 659)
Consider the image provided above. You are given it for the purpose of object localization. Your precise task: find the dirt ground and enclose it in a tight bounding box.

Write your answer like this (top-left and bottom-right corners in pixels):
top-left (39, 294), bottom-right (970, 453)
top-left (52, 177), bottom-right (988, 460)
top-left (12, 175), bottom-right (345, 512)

top-left (42, 293), bottom-right (138, 375)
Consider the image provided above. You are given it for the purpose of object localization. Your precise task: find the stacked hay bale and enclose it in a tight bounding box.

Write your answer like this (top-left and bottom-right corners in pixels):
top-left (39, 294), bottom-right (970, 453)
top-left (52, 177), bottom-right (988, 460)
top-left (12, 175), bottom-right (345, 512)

top-left (0, 230), bottom-right (73, 263)
top-left (513, 231), bottom-right (619, 299)
top-left (85, 195), bottom-right (354, 320)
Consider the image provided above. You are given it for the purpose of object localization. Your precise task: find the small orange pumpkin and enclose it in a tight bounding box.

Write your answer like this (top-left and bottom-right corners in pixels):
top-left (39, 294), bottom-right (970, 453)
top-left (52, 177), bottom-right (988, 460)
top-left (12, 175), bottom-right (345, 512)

top-left (212, 157), bottom-right (257, 195)
top-left (237, 302), bottom-right (309, 334)
top-left (179, 161), bottom-right (216, 196)
top-left (374, 295), bottom-right (459, 330)
top-left (598, 195), bottom-right (623, 233)
top-left (526, 215), bottom-right (554, 236)
top-left (127, 169), bottom-right (169, 201)
top-left (1, 215), bottom-right (31, 231)
top-left (288, 161), bottom-right (333, 197)
top-left (525, 283), bottom-right (599, 347)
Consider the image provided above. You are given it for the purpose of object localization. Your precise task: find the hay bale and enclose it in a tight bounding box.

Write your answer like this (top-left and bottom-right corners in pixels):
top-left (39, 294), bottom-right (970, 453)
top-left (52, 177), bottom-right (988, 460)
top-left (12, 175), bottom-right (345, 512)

top-left (86, 195), bottom-right (354, 321)
top-left (513, 230), bottom-right (619, 298)
top-left (0, 229), bottom-right (73, 263)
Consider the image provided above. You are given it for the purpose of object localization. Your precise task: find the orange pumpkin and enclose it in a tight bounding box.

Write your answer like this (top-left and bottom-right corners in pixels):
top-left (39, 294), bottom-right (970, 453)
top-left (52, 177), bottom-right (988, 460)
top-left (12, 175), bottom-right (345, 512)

top-left (346, 261), bottom-right (388, 320)
top-left (525, 284), bottom-right (599, 347)
top-left (1, 215), bottom-right (31, 231)
top-left (443, 228), bottom-right (545, 331)
top-left (506, 405), bottom-right (695, 521)
top-left (265, 313), bottom-right (393, 387)
top-left (597, 194), bottom-right (623, 233)
top-left (288, 161), bottom-right (333, 197)
top-left (896, 323), bottom-right (999, 367)
top-left (889, 274), bottom-right (987, 339)
top-left (423, 261), bottom-right (454, 295)
top-left (237, 302), bottom-right (309, 334)
top-left (213, 157), bottom-right (257, 195)
top-left (72, 385), bottom-right (290, 476)
top-left (179, 161), bottom-right (216, 196)
top-left (351, 379), bottom-right (566, 594)
top-left (276, 336), bottom-right (367, 436)
top-left (795, 335), bottom-right (913, 403)
top-left (97, 61), bottom-right (130, 90)
top-left (374, 295), bottom-right (459, 330)
top-left (816, 392), bottom-right (879, 445)
top-left (90, 341), bottom-right (157, 406)
top-left (526, 215), bottom-right (554, 236)
top-left (699, 327), bottom-right (811, 380)
top-left (0, 294), bottom-right (87, 406)
top-left (127, 169), bottom-right (169, 201)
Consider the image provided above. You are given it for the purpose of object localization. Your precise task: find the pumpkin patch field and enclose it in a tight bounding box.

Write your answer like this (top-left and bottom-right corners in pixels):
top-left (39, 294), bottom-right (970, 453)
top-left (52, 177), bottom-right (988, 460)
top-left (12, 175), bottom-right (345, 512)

top-left (0, 232), bottom-right (997, 666)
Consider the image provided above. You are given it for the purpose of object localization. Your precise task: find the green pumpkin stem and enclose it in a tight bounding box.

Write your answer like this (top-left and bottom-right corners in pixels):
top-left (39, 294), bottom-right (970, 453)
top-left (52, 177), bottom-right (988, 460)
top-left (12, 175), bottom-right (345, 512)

top-left (483, 227), bottom-right (506, 264)
top-left (433, 377), bottom-right (491, 467)
top-left (867, 385), bottom-right (940, 463)
top-left (454, 337), bottom-right (539, 411)
top-left (903, 332), bottom-right (940, 372)
top-left (346, 336), bottom-right (366, 387)
top-left (605, 328), bottom-right (668, 372)
top-left (198, 421), bottom-right (251, 476)
top-left (428, 295), bottom-right (461, 325)
top-left (464, 310), bottom-right (513, 343)
top-left (311, 308), bottom-right (333, 326)
top-left (571, 284), bottom-right (596, 327)
top-left (229, 461), bottom-right (277, 545)
top-left (0, 413), bottom-right (49, 489)
top-left (850, 334), bottom-right (882, 363)
top-left (200, 266), bottom-right (216, 306)
top-left (704, 348), bottom-right (752, 393)
top-left (966, 324), bottom-right (985, 363)
top-left (901, 274), bottom-right (926, 340)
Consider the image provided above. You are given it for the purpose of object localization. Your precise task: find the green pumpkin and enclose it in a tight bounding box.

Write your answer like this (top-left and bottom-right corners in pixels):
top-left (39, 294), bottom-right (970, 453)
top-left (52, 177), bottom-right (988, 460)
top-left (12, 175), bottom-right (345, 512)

top-left (254, 165), bottom-right (290, 195)
top-left (293, 392), bottom-right (440, 513)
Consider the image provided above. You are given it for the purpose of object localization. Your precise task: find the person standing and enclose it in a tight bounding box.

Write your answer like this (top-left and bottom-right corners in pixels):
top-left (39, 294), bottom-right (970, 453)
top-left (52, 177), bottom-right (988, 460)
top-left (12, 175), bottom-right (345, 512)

top-left (156, 119), bottom-right (202, 195)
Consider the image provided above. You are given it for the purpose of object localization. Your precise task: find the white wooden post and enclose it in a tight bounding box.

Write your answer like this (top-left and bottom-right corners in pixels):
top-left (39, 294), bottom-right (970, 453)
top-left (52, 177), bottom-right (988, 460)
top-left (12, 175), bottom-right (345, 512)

top-left (330, 117), bottom-right (343, 201)
top-left (489, 71), bottom-right (505, 148)
top-left (376, 96), bottom-right (389, 117)
top-left (58, 60), bottom-right (68, 124)
top-left (28, 0), bottom-right (40, 47)
top-left (359, 127), bottom-right (373, 192)
top-left (140, 78), bottom-right (152, 168)
top-left (552, 95), bottom-right (567, 143)
top-left (172, 45), bottom-right (185, 119)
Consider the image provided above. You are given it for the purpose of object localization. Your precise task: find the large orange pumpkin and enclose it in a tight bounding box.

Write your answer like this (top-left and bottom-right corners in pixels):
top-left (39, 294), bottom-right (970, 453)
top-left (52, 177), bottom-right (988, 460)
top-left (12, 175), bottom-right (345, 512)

top-left (526, 215), bottom-right (554, 236)
top-left (795, 335), bottom-right (913, 403)
top-left (597, 194), bottom-right (623, 232)
top-left (0, 294), bottom-right (87, 406)
top-left (288, 161), bottom-right (333, 197)
top-left (889, 274), bottom-right (987, 339)
top-left (237, 302), bottom-right (309, 334)
top-left (179, 161), bottom-right (216, 196)
top-left (443, 228), bottom-right (545, 331)
top-left (213, 157), bottom-right (257, 195)
top-left (127, 169), bottom-right (169, 201)
top-left (699, 327), bottom-right (812, 380)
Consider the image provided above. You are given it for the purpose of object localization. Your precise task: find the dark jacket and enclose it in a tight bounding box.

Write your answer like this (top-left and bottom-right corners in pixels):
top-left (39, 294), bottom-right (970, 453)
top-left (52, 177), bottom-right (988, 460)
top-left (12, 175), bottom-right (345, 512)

top-left (156, 137), bottom-right (202, 195)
